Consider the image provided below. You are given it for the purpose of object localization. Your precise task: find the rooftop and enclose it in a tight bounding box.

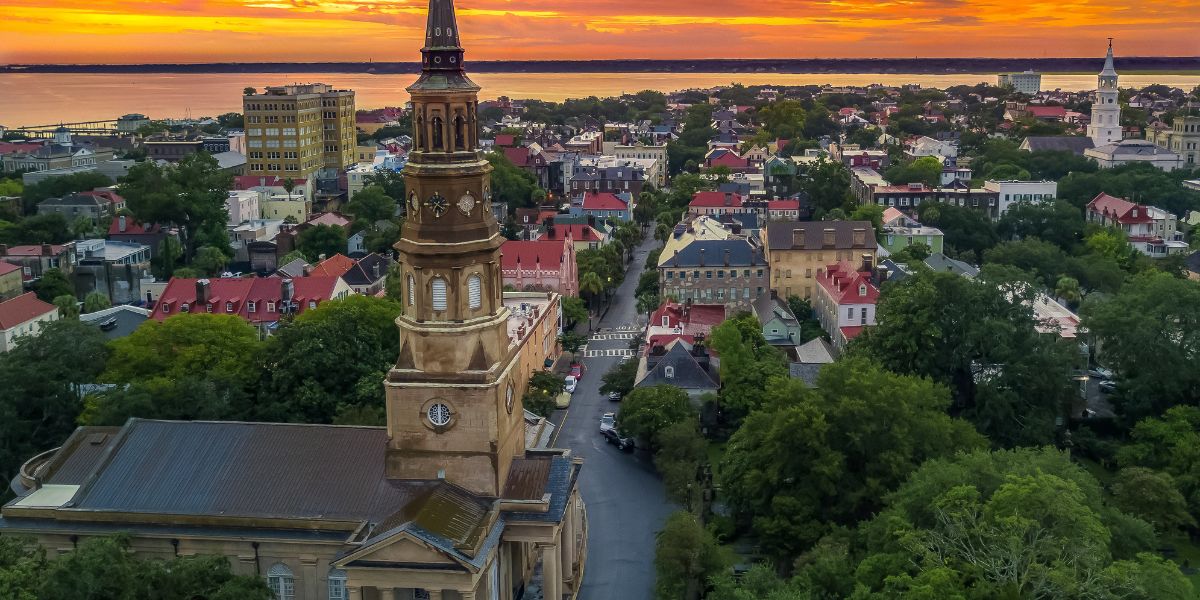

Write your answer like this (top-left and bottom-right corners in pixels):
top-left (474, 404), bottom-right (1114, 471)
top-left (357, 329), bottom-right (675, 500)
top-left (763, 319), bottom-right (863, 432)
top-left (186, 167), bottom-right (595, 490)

top-left (0, 292), bottom-right (57, 330)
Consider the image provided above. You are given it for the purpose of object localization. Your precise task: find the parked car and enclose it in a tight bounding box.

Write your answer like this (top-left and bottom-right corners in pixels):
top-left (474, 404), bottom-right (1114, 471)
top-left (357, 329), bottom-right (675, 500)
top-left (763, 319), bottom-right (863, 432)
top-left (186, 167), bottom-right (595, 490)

top-left (564, 375), bottom-right (578, 393)
top-left (1089, 366), bottom-right (1114, 380)
top-left (555, 391), bottom-right (571, 409)
top-left (608, 391), bottom-right (621, 401)
top-left (599, 412), bottom-right (616, 433)
top-left (570, 363), bottom-right (585, 379)
top-left (603, 428), bottom-right (634, 451)
top-left (1099, 380), bottom-right (1118, 394)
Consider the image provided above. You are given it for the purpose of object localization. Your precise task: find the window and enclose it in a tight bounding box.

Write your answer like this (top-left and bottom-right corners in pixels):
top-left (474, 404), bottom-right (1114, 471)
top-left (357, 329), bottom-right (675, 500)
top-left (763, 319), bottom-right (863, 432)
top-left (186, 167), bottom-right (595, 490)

top-left (206, 303), bottom-right (213, 313)
top-left (267, 301), bottom-right (276, 312)
top-left (847, 307), bottom-right (854, 319)
top-left (161, 303), bottom-right (170, 314)
top-left (308, 300), bottom-right (317, 310)
top-left (662, 315), bottom-right (670, 327)
top-left (407, 274), bottom-right (415, 306)
top-left (666, 271), bottom-right (674, 280)
top-left (180, 303), bottom-right (190, 313)
top-left (468, 274), bottom-right (482, 309)
top-left (327, 569), bottom-right (347, 600)
top-left (267, 563), bottom-right (294, 600)
top-left (705, 271), bottom-right (712, 279)
top-left (432, 277), bottom-right (448, 311)
top-left (664, 366), bottom-right (675, 379)
top-left (428, 402), bottom-right (452, 426)
top-left (716, 270), bottom-right (724, 279)
top-left (248, 301), bottom-right (256, 313)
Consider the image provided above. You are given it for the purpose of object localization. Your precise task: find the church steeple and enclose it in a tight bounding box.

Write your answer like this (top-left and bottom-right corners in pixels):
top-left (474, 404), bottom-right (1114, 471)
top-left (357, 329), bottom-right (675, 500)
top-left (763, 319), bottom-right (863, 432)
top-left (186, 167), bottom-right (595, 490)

top-left (1089, 38), bottom-right (1121, 146)
top-left (1100, 38), bottom-right (1117, 77)
top-left (420, 0), bottom-right (465, 73)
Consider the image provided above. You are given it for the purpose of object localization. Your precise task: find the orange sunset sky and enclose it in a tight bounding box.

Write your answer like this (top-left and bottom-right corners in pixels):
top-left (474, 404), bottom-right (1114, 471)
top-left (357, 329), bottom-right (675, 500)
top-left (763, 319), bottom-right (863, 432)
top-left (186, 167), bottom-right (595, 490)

top-left (0, 0), bottom-right (1197, 64)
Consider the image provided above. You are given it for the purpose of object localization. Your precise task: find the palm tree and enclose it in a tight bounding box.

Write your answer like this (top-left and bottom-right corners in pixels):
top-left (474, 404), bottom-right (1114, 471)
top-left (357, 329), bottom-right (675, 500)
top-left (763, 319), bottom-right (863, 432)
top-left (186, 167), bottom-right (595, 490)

top-left (1055, 276), bottom-right (1082, 308)
top-left (578, 271), bottom-right (604, 315)
top-left (282, 177), bottom-right (297, 202)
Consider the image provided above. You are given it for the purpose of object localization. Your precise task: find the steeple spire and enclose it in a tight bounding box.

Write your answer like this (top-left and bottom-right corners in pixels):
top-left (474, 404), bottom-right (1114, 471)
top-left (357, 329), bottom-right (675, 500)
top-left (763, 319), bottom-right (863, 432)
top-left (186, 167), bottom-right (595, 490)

top-left (420, 0), bottom-right (465, 72)
top-left (1100, 38), bottom-right (1116, 76)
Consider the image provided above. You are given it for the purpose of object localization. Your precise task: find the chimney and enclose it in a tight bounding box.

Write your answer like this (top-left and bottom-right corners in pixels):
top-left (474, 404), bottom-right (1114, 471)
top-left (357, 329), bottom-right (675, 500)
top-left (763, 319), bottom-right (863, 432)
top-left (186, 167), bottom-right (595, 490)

top-left (372, 260), bottom-right (382, 279)
top-left (861, 253), bottom-right (873, 273)
top-left (792, 228), bottom-right (806, 248)
top-left (118, 215), bottom-right (127, 233)
top-left (318, 253), bottom-right (327, 261)
top-left (0, 244), bottom-right (6, 256)
top-left (852, 228), bottom-right (866, 247)
top-left (724, 193), bottom-right (733, 206)
top-left (723, 248), bottom-right (731, 266)
top-left (699, 247), bottom-right (706, 267)
top-left (281, 278), bottom-right (295, 303)
top-left (42, 243), bottom-right (53, 256)
top-left (196, 279), bottom-right (211, 304)
top-left (823, 228), bottom-right (835, 247)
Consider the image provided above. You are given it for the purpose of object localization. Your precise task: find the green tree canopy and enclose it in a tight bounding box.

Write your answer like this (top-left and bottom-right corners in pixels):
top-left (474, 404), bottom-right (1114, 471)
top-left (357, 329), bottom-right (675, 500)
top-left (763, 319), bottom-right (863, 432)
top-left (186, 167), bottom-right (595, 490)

top-left (255, 295), bottom-right (402, 424)
top-left (82, 291), bottom-right (112, 313)
top-left (1117, 406), bottom-right (1200, 522)
top-left (1082, 272), bottom-right (1200, 421)
top-left (120, 153), bottom-right (232, 261)
top-left (617, 385), bottom-right (695, 449)
top-left (654, 511), bottom-right (728, 600)
top-left (709, 312), bottom-right (788, 422)
top-left (719, 358), bottom-right (985, 559)
top-left (104, 314), bottom-right (263, 386)
top-left (884, 156), bottom-right (943, 188)
top-left (31, 267), bottom-right (73, 302)
top-left (996, 199), bottom-right (1085, 252)
top-left (917, 202), bottom-right (999, 262)
top-left (799, 156), bottom-right (852, 213)
top-left (296, 224), bottom-right (348, 263)
top-left (856, 269), bottom-right (1075, 446)
top-left (346, 185), bottom-right (396, 224)
top-left (0, 319), bottom-right (108, 493)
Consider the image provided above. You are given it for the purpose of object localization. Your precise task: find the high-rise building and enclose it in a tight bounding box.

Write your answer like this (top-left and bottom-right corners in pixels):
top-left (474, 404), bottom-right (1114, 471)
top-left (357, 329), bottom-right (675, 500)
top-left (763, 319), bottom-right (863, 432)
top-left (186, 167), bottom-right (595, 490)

top-left (997, 70), bottom-right (1042, 95)
top-left (1088, 39), bottom-right (1122, 147)
top-left (242, 83), bottom-right (355, 183)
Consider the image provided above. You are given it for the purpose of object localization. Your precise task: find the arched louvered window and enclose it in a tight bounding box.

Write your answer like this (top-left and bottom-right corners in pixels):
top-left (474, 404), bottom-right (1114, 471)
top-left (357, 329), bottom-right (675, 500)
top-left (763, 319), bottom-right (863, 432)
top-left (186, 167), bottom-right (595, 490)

top-left (468, 274), bottom-right (482, 310)
top-left (407, 274), bottom-right (415, 306)
top-left (431, 277), bottom-right (448, 312)
top-left (327, 568), bottom-right (347, 600)
top-left (266, 563), bottom-right (295, 600)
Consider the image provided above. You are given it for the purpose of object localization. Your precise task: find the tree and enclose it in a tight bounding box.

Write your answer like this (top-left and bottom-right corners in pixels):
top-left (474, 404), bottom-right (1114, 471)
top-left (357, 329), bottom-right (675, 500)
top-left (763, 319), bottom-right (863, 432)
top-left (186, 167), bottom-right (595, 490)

top-left (1117, 406), bottom-right (1200, 521)
top-left (558, 332), bottom-right (587, 361)
top-left (486, 151), bottom-right (541, 209)
top-left (52, 294), bottom-right (78, 318)
top-left (82, 291), bottom-right (111, 314)
top-left (856, 269), bottom-right (1074, 447)
top-left (599, 357), bottom-right (639, 399)
top-left (617, 385), bottom-right (695, 449)
top-left (844, 447), bottom-right (1185, 599)
top-left (296, 224), bottom-right (347, 262)
top-left (32, 268), bottom-right (73, 302)
top-left (654, 511), bottom-right (728, 600)
top-left (996, 199), bottom-right (1084, 251)
top-left (799, 156), bottom-right (852, 213)
top-left (21, 171), bottom-right (112, 212)
top-left (103, 314), bottom-right (262, 388)
top-left (0, 214), bottom-right (71, 245)
top-left (192, 245), bottom-right (230, 276)
top-left (917, 202), bottom-right (999, 262)
top-left (120, 153), bottom-right (232, 262)
top-left (347, 185), bottom-right (396, 224)
top-left (1, 535), bottom-right (273, 599)
top-left (0, 319), bottom-right (108, 493)
top-left (709, 313), bottom-right (788, 422)
top-left (363, 170), bottom-right (407, 205)
top-left (1054, 275), bottom-right (1082, 307)
top-left (243, 86), bottom-right (257, 95)
top-left (1109, 467), bottom-right (1196, 534)
top-left (561, 296), bottom-right (587, 327)
top-left (578, 271), bottom-right (605, 311)
top-left (884, 156), bottom-right (943, 188)
top-left (523, 371), bottom-right (565, 417)
top-left (1082, 272), bottom-right (1200, 422)
top-left (719, 359), bottom-right (985, 560)
top-left (654, 421), bottom-right (709, 507)
top-left (983, 238), bottom-right (1070, 288)
top-left (255, 296), bottom-right (401, 423)
top-left (849, 203), bottom-right (884, 239)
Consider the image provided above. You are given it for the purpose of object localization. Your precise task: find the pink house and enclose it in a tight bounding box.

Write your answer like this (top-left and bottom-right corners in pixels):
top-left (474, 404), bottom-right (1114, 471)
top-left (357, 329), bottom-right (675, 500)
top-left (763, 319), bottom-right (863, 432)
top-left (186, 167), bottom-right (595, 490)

top-left (814, 262), bottom-right (879, 350)
top-left (500, 238), bottom-right (578, 296)
top-left (153, 276), bottom-right (353, 331)
top-left (688, 191), bottom-right (748, 217)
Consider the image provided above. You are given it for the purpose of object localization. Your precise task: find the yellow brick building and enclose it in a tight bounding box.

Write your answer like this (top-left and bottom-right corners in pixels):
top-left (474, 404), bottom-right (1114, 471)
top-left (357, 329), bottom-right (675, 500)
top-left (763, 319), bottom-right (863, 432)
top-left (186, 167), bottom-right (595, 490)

top-left (242, 84), bottom-right (356, 184)
top-left (763, 221), bottom-right (877, 299)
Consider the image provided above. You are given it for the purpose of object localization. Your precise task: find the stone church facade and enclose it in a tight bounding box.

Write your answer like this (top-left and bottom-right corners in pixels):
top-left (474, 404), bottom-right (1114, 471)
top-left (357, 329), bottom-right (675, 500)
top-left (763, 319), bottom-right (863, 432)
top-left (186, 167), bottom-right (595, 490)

top-left (0, 2), bottom-right (585, 599)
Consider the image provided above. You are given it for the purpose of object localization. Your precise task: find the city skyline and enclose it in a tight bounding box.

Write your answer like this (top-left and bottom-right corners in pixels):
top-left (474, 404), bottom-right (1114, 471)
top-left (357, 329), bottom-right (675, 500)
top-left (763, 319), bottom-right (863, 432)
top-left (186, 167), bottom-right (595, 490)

top-left (1, 0), bottom-right (1199, 64)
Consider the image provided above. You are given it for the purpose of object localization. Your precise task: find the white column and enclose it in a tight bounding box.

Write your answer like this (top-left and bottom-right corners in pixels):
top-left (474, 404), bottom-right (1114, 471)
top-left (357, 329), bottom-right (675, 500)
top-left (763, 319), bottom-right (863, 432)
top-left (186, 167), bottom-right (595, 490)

top-left (541, 543), bottom-right (561, 600)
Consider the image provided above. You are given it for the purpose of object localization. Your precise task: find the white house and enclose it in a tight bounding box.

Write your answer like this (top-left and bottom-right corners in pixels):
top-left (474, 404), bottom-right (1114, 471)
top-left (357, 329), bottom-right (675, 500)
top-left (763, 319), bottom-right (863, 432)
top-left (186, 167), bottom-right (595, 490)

top-left (983, 180), bottom-right (1058, 215)
top-left (0, 292), bottom-right (59, 352)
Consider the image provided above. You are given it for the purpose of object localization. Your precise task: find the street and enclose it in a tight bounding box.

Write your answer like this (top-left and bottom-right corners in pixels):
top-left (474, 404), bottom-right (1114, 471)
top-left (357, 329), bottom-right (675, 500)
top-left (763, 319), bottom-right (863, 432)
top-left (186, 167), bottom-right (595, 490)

top-left (555, 233), bottom-right (674, 600)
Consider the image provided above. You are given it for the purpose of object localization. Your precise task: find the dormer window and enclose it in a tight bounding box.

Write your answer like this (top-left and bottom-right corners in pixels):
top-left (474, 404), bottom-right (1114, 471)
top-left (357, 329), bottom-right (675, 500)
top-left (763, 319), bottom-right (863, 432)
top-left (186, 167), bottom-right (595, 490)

top-left (664, 366), bottom-right (675, 379)
top-left (180, 303), bottom-right (189, 313)
top-left (248, 301), bottom-right (257, 313)
top-left (162, 303), bottom-right (171, 314)
top-left (267, 301), bottom-right (276, 312)
top-left (206, 304), bottom-right (213, 313)
top-left (661, 315), bottom-right (670, 327)
top-left (225, 301), bottom-right (234, 313)
top-left (859, 284), bottom-right (867, 296)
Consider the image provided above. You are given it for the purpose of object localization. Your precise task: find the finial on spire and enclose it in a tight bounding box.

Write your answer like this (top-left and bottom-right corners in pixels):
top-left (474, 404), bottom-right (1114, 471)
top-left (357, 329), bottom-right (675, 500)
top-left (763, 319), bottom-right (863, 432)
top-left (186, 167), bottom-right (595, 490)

top-left (1100, 38), bottom-right (1117, 77)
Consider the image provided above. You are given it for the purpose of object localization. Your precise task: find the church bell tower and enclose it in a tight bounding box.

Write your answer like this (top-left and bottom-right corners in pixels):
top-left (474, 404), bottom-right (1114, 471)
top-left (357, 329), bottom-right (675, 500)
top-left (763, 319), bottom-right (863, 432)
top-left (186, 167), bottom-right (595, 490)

top-left (1088, 39), bottom-right (1122, 146)
top-left (384, 0), bottom-right (526, 496)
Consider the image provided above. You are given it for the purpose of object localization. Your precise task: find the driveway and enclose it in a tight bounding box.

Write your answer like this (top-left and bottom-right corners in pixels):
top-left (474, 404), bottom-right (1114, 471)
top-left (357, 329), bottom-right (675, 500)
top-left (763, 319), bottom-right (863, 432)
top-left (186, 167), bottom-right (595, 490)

top-left (555, 233), bottom-right (674, 600)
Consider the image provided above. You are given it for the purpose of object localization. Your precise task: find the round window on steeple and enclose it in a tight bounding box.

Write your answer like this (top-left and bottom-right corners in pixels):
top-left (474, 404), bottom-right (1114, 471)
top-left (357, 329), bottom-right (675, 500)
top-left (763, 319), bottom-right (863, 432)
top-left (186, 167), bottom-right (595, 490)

top-left (434, 56), bottom-right (442, 64)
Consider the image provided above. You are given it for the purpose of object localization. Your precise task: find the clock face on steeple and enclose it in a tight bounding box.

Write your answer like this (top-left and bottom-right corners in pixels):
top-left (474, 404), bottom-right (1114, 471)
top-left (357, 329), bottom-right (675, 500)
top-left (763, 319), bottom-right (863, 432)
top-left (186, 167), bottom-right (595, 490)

top-left (458, 191), bottom-right (476, 215)
top-left (426, 192), bottom-right (448, 217)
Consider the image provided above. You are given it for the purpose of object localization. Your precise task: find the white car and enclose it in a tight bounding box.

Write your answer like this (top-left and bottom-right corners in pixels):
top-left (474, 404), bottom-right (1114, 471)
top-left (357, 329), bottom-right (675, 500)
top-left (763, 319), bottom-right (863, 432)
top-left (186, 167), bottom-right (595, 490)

top-left (600, 412), bottom-right (616, 433)
top-left (1089, 367), bottom-right (1114, 381)
top-left (564, 375), bottom-right (578, 393)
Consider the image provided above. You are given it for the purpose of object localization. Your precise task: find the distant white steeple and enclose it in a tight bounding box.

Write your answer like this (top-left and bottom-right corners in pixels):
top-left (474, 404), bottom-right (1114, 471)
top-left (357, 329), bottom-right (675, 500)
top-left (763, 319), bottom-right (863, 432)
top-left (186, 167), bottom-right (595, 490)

top-left (1088, 38), bottom-right (1122, 146)
top-left (52, 125), bottom-right (72, 146)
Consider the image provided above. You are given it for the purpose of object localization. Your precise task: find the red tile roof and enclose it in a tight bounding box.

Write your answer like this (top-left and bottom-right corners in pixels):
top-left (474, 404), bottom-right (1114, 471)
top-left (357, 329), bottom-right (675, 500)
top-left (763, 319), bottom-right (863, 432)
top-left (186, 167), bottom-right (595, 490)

top-left (816, 262), bottom-right (879, 305)
top-left (1087, 193), bottom-right (1153, 224)
top-left (502, 147), bottom-right (530, 167)
top-left (152, 276), bottom-right (344, 323)
top-left (78, 190), bottom-right (124, 206)
top-left (307, 213), bottom-right (352, 228)
top-left (500, 240), bottom-right (568, 270)
top-left (581, 192), bottom-right (627, 211)
top-left (1025, 105), bottom-right (1067, 119)
top-left (542, 223), bottom-right (599, 242)
top-left (108, 217), bottom-right (162, 236)
top-left (495, 134), bottom-right (516, 147)
top-left (690, 191), bottom-right (744, 208)
top-left (3, 244), bottom-right (68, 257)
top-left (234, 175), bottom-right (287, 189)
top-left (706, 151), bottom-right (750, 168)
top-left (0, 262), bottom-right (21, 277)
top-left (650, 301), bottom-right (726, 337)
top-left (310, 254), bottom-right (355, 278)
top-left (768, 199), bottom-right (799, 210)
top-left (0, 292), bottom-right (57, 330)
top-left (0, 141), bottom-right (44, 155)
top-left (839, 326), bottom-right (866, 341)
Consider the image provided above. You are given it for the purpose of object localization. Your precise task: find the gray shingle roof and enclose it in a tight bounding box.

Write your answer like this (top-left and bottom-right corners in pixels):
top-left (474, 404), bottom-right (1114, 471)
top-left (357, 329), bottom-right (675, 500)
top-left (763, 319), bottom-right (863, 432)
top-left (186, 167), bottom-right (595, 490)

top-left (662, 239), bottom-right (765, 268)
top-left (1020, 136), bottom-right (1095, 155)
top-left (765, 221), bottom-right (876, 251)
top-left (637, 343), bottom-right (718, 391)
